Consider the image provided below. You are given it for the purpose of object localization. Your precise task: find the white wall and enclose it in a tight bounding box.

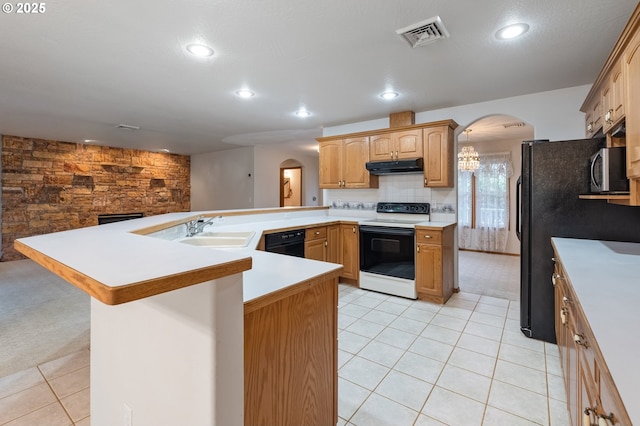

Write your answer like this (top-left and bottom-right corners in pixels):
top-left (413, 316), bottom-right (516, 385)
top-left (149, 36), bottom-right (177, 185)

top-left (190, 146), bottom-right (254, 211)
top-left (253, 144), bottom-right (320, 208)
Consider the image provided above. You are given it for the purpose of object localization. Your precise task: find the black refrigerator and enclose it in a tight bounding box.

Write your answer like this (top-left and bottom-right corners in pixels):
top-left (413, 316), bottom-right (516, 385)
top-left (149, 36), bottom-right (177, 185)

top-left (518, 138), bottom-right (640, 343)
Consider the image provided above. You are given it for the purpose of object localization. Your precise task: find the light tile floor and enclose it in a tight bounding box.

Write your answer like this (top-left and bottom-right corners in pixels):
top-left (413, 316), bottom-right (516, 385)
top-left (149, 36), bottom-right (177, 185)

top-left (336, 285), bottom-right (569, 426)
top-left (1, 288), bottom-right (569, 426)
top-left (0, 348), bottom-right (90, 425)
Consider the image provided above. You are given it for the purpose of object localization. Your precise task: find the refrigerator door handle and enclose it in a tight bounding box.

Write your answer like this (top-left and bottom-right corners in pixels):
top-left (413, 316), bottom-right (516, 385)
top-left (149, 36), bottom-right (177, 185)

top-left (516, 176), bottom-right (522, 241)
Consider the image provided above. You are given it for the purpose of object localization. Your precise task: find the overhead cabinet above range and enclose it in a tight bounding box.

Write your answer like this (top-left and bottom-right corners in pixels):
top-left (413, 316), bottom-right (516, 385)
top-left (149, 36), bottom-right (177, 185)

top-left (317, 119), bottom-right (457, 189)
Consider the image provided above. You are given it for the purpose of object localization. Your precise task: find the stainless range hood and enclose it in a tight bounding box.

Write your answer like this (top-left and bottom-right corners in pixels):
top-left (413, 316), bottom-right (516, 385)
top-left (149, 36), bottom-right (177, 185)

top-left (365, 158), bottom-right (424, 175)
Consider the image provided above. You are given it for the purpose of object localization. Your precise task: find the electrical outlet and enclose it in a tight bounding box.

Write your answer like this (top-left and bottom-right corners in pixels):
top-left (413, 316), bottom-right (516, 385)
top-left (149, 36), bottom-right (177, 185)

top-left (123, 403), bottom-right (132, 426)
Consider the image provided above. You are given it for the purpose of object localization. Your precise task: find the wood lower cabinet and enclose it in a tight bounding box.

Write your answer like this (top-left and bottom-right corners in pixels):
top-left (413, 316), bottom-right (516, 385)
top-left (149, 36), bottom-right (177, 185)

top-left (305, 225), bottom-right (329, 261)
top-left (423, 126), bottom-right (454, 188)
top-left (553, 253), bottom-right (632, 426)
top-left (326, 224), bottom-right (340, 264)
top-left (339, 223), bottom-right (359, 284)
top-left (415, 225), bottom-right (455, 304)
top-left (244, 273), bottom-right (338, 426)
top-left (318, 137), bottom-right (378, 189)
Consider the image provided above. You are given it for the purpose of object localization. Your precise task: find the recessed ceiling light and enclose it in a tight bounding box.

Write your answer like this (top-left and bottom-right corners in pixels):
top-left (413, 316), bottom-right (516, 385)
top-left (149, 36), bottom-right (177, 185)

top-left (83, 139), bottom-right (95, 143)
top-left (495, 23), bottom-right (530, 40)
top-left (295, 109), bottom-right (311, 118)
top-left (186, 43), bottom-right (214, 57)
top-left (235, 89), bottom-right (255, 98)
top-left (159, 149), bottom-right (170, 153)
top-left (380, 91), bottom-right (399, 100)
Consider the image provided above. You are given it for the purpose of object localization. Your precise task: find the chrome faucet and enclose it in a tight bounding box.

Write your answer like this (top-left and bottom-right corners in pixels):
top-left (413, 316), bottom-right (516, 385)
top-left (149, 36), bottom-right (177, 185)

top-left (185, 215), bottom-right (220, 237)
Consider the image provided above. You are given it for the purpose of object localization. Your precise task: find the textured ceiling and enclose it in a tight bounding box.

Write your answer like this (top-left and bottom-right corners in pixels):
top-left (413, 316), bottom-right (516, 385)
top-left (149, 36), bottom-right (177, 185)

top-left (0, 0), bottom-right (637, 154)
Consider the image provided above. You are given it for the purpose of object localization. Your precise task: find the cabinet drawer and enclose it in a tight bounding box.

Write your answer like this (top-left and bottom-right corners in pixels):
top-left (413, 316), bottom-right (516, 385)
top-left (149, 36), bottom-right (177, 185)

top-left (306, 226), bottom-right (327, 240)
top-left (416, 229), bottom-right (442, 244)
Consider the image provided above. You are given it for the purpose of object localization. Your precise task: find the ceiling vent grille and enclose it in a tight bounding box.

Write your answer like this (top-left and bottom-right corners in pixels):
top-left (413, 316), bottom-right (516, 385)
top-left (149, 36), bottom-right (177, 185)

top-left (115, 124), bottom-right (140, 131)
top-left (396, 16), bottom-right (450, 48)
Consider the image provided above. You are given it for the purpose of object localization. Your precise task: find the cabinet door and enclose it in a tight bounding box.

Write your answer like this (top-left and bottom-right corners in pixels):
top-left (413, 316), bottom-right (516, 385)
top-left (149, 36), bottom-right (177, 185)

top-left (369, 134), bottom-right (394, 161)
top-left (612, 62), bottom-right (625, 125)
top-left (319, 140), bottom-right (343, 189)
top-left (326, 225), bottom-right (340, 264)
top-left (343, 137), bottom-right (375, 188)
top-left (415, 243), bottom-right (442, 297)
top-left (305, 238), bottom-right (326, 261)
top-left (423, 126), bottom-right (453, 187)
top-left (339, 224), bottom-right (359, 280)
top-left (395, 129), bottom-right (423, 159)
top-left (624, 30), bottom-right (640, 178)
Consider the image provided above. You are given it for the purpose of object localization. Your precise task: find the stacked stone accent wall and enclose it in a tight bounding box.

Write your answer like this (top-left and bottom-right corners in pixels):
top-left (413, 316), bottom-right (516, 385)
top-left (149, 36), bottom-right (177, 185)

top-left (1, 135), bottom-right (190, 261)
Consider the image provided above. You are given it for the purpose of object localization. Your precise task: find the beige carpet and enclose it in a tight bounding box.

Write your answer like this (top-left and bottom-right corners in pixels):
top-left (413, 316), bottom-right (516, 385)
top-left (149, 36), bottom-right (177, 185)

top-left (458, 250), bottom-right (520, 301)
top-left (0, 259), bottom-right (90, 378)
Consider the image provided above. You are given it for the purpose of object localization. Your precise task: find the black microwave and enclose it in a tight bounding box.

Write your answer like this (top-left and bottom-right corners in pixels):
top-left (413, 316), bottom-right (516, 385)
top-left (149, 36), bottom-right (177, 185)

top-left (590, 147), bottom-right (629, 193)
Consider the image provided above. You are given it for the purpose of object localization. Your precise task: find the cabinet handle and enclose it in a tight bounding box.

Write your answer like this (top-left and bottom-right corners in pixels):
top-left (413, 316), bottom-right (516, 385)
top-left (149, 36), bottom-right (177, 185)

top-left (352, 226), bottom-right (356, 233)
top-left (424, 177), bottom-right (428, 186)
top-left (562, 296), bottom-right (570, 303)
top-left (587, 122), bottom-right (593, 133)
top-left (574, 333), bottom-right (588, 348)
top-left (390, 152), bottom-right (394, 159)
top-left (423, 235), bottom-right (433, 239)
top-left (417, 246), bottom-right (420, 253)
top-left (315, 231), bottom-right (320, 235)
top-left (560, 308), bottom-right (568, 326)
top-left (324, 241), bottom-right (328, 247)
top-left (552, 273), bottom-right (562, 286)
top-left (605, 109), bottom-right (613, 124)
top-left (395, 150), bottom-right (398, 159)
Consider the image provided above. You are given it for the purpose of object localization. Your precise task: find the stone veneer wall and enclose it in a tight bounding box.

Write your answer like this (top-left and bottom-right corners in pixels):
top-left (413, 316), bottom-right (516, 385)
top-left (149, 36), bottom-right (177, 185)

top-left (1, 135), bottom-right (190, 261)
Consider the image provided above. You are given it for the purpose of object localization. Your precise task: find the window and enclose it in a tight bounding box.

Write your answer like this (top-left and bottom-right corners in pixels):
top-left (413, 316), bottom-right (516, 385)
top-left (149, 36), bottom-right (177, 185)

top-left (458, 152), bottom-right (512, 252)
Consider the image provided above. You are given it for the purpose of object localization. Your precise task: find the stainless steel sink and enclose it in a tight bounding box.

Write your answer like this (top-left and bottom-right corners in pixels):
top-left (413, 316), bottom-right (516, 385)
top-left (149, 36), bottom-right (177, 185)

top-left (177, 231), bottom-right (255, 248)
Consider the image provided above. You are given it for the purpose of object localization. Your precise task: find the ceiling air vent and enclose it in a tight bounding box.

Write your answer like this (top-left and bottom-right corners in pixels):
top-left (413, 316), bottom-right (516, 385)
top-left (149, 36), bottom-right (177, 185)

top-left (396, 16), bottom-right (450, 48)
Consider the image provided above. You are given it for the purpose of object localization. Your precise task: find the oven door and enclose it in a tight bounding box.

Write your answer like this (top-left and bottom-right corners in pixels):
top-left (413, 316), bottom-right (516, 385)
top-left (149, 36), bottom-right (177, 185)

top-left (359, 225), bottom-right (417, 298)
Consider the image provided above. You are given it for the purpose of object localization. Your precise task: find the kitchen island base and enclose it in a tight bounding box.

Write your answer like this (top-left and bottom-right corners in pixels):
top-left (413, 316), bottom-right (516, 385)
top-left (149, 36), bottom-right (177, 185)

top-left (90, 274), bottom-right (244, 426)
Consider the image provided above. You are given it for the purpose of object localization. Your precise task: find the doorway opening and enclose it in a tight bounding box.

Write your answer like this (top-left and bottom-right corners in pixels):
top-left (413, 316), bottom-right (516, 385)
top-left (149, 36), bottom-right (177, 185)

top-left (280, 166), bottom-right (302, 207)
top-left (456, 114), bottom-right (533, 301)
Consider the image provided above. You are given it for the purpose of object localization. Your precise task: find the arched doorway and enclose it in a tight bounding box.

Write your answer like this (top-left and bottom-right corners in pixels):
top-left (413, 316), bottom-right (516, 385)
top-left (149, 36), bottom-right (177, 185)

top-left (456, 114), bottom-right (533, 300)
top-left (280, 159), bottom-right (303, 207)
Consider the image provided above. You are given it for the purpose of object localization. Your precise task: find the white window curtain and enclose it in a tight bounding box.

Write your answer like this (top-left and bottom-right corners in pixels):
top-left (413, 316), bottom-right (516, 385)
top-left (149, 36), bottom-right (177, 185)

top-left (458, 152), bottom-right (513, 252)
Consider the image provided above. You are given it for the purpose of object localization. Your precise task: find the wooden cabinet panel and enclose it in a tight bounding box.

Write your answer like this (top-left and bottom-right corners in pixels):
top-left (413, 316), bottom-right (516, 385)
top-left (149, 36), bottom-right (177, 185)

top-left (305, 226), bottom-right (327, 261)
top-left (415, 225), bottom-right (454, 304)
top-left (319, 140), bottom-right (343, 188)
top-left (369, 130), bottom-right (423, 161)
top-left (553, 249), bottom-right (632, 426)
top-left (415, 243), bottom-right (441, 297)
top-left (319, 138), bottom-right (377, 189)
top-left (326, 225), bottom-right (340, 264)
top-left (343, 137), bottom-right (373, 188)
top-left (339, 223), bottom-right (359, 282)
top-left (244, 275), bottom-right (338, 426)
top-left (603, 61), bottom-right (625, 134)
top-left (624, 29), bottom-right (640, 179)
top-left (423, 126), bottom-right (453, 187)
top-left (370, 134), bottom-right (394, 161)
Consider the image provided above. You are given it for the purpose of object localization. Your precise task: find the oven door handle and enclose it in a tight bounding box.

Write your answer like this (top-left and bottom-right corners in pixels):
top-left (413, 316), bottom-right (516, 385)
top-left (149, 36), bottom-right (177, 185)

top-left (359, 225), bottom-right (415, 236)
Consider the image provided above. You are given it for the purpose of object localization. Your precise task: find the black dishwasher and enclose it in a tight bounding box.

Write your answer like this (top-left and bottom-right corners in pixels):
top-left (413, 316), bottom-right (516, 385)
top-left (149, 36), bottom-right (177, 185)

top-left (264, 229), bottom-right (305, 258)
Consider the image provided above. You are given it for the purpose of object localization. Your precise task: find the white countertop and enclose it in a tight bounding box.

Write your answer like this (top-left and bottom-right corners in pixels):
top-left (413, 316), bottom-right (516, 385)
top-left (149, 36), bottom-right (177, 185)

top-left (551, 237), bottom-right (640, 423)
top-left (15, 207), bottom-right (456, 305)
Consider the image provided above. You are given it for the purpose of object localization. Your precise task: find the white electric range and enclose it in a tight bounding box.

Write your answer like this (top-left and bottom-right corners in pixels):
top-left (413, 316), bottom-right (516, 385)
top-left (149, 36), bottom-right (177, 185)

top-left (359, 202), bottom-right (430, 299)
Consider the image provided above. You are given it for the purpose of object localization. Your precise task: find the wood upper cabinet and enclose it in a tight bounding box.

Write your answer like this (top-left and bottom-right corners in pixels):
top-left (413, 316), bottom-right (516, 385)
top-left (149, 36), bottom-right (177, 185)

top-left (603, 60), bottom-right (625, 134)
top-left (624, 27), bottom-right (640, 179)
top-left (423, 126), bottom-right (454, 187)
top-left (415, 225), bottom-right (454, 304)
top-left (339, 223), bottom-right (359, 283)
top-left (318, 137), bottom-right (378, 189)
top-left (584, 95), bottom-right (603, 137)
top-left (370, 129), bottom-right (423, 161)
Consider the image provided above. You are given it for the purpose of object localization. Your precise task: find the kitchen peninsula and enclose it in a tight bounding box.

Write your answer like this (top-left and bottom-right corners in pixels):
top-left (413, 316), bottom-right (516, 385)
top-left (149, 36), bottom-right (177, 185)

top-left (14, 206), bottom-right (457, 425)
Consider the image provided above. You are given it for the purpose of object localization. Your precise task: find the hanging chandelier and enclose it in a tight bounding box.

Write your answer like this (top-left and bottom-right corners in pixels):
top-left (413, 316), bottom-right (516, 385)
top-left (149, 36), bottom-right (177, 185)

top-left (457, 129), bottom-right (480, 172)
